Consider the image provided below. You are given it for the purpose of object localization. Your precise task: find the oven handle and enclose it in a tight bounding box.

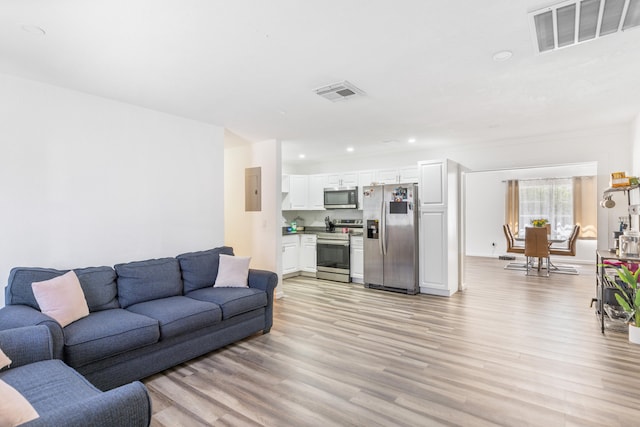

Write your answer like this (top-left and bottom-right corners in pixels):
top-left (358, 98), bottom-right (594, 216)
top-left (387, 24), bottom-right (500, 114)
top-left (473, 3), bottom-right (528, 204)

top-left (317, 239), bottom-right (350, 246)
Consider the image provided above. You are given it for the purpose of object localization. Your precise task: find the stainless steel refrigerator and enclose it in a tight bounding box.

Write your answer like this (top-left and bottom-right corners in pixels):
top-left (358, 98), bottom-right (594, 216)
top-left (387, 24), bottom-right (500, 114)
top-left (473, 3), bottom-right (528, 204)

top-left (363, 183), bottom-right (419, 294)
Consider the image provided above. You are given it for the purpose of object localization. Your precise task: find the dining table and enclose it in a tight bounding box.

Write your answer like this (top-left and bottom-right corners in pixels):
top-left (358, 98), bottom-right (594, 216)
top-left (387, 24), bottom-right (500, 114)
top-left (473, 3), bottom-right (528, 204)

top-left (514, 234), bottom-right (578, 274)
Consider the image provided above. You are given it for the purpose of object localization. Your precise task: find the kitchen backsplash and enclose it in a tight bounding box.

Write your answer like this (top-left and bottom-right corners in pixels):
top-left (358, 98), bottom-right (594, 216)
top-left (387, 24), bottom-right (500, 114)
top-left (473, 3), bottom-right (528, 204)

top-left (282, 210), bottom-right (362, 227)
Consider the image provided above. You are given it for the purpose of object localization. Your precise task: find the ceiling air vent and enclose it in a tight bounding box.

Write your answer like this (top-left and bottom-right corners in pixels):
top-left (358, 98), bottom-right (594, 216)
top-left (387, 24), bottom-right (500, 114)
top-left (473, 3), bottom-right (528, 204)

top-left (529, 0), bottom-right (640, 53)
top-left (314, 81), bottom-right (365, 102)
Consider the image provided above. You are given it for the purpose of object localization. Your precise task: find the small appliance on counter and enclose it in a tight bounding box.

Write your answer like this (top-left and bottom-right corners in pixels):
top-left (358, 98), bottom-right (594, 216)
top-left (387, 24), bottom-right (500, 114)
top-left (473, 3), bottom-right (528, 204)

top-left (619, 229), bottom-right (640, 258)
top-left (324, 216), bottom-right (335, 232)
top-left (611, 231), bottom-right (623, 253)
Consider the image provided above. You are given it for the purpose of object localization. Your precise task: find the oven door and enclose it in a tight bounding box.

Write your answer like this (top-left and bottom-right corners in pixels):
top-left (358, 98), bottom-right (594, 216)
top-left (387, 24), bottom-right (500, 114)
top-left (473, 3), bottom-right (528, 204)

top-left (316, 239), bottom-right (350, 273)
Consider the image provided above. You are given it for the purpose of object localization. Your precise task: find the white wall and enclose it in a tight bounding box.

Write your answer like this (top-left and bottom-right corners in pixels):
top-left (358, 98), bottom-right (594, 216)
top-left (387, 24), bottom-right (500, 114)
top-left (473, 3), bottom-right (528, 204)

top-left (0, 73), bottom-right (225, 307)
top-left (224, 135), bottom-right (282, 297)
top-left (633, 113), bottom-right (640, 176)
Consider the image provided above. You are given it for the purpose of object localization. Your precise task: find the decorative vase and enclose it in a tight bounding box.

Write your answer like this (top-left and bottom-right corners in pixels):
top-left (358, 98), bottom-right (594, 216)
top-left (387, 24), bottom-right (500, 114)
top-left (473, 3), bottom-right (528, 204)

top-left (629, 324), bottom-right (640, 344)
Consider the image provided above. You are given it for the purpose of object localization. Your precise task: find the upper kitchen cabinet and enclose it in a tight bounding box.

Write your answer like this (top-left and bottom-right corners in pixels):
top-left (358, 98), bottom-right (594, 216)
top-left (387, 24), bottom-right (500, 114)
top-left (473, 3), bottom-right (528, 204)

top-left (327, 172), bottom-right (358, 188)
top-left (357, 170), bottom-right (375, 209)
top-left (375, 166), bottom-right (419, 184)
top-left (282, 174), bottom-right (290, 193)
top-left (308, 174), bottom-right (327, 210)
top-left (282, 174), bottom-right (326, 211)
top-left (399, 166), bottom-right (420, 183)
top-left (286, 175), bottom-right (309, 210)
top-left (419, 161), bottom-right (445, 207)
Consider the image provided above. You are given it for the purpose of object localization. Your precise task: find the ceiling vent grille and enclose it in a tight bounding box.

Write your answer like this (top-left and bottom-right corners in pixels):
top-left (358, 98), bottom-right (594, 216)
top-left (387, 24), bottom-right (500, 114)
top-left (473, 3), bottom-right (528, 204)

top-left (314, 81), bottom-right (365, 102)
top-left (529, 0), bottom-right (640, 53)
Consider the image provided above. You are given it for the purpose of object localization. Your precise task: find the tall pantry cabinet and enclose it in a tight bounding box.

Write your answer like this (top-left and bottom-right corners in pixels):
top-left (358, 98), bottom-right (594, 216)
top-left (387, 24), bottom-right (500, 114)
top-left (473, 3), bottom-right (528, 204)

top-left (418, 159), bottom-right (460, 296)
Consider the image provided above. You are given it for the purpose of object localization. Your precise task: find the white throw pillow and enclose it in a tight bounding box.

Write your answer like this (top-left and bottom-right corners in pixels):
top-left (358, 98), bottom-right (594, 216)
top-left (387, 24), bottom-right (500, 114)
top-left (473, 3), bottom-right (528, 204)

top-left (214, 254), bottom-right (251, 288)
top-left (32, 270), bottom-right (90, 327)
top-left (0, 379), bottom-right (39, 426)
top-left (0, 347), bottom-right (11, 369)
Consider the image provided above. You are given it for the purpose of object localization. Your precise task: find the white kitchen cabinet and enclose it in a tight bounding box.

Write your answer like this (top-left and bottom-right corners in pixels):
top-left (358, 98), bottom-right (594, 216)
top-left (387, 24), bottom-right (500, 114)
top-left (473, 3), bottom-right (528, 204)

top-left (375, 169), bottom-right (400, 184)
top-left (375, 166), bottom-right (419, 184)
top-left (419, 162), bottom-right (444, 206)
top-left (357, 171), bottom-right (375, 209)
top-left (282, 234), bottom-right (300, 275)
top-left (350, 235), bottom-right (364, 283)
top-left (418, 159), bottom-right (459, 296)
top-left (299, 234), bottom-right (317, 274)
top-left (282, 174), bottom-right (290, 193)
top-left (399, 166), bottom-right (419, 183)
top-left (327, 172), bottom-right (358, 188)
top-left (285, 175), bottom-right (308, 210)
top-left (308, 174), bottom-right (327, 210)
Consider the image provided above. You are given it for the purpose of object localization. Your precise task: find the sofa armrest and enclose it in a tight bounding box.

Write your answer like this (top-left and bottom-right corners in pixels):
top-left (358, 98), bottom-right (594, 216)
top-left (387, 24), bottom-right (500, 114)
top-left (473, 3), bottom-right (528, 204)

top-left (0, 305), bottom-right (64, 359)
top-left (248, 269), bottom-right (278, 293)
top-left (0, 325), bottom-right (53, 368)
top-left (248, 269), bottom-right (278, 333)
top-left (21, 381), bottom-right (152, 427)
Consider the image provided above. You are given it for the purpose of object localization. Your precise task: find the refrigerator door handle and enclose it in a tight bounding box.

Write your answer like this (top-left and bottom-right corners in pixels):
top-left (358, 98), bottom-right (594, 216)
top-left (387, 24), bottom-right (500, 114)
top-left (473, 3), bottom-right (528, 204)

top-left (381, 200), bottom-right (387, 255)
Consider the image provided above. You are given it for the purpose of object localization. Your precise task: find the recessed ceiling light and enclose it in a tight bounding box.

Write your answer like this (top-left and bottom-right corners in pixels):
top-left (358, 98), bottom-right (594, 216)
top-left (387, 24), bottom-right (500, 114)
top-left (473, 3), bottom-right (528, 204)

top-left (298, 154), bottom-right (305, 159)
top-left (408, 138), bottom-right (416, 143)
top-left (346, 147), bottom-right (354, 152)
top-left (21, 24), bottom-right (46, 36)
top-left (492, 50), bottom-right (513, 61)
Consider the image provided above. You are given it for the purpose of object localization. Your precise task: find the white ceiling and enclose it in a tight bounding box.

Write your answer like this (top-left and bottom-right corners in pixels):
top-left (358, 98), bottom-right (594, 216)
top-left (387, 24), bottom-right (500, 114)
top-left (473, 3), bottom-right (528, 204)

top-left (2, 1), bottom-right (640, 166)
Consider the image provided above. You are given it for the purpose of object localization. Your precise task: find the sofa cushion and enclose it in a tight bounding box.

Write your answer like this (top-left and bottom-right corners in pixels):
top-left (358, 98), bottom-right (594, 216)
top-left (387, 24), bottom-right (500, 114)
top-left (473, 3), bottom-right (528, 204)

top-left (6, 267), bottom-right (66, 309)
top-left (63, 309), bottom-right (160, 368)
top-left (186, 287), bottom-right (267, 319)
top-left (214, 254), bottom-right (251, 288)
top-left (6, 266), bottom-right (119, 312)
top-left (177, 247), bottom-right (235, 293)
top-left (0, 347), bottom-right (11, 369)
top-left (126, 296), bottom-right (222, 340)
top-left (115, 258), bottom-right (183, 308)
top-left (0, 359), bottom-right (100, 416)
top-left (0, 379), bottom-right (39, 425)
top-left (31, 271), bottom-right (90, 327)
top-left (75, 266), bottom-right (119, 312)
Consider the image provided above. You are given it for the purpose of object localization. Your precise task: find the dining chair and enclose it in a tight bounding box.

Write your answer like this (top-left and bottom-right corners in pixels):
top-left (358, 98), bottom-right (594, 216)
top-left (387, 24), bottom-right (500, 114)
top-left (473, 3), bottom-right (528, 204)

top-left (524, 226), bottom-right (550, 277)
top-left (549, 224), bottom-right (580, 257)
top-left (503, 224), bottom-right (525, 254)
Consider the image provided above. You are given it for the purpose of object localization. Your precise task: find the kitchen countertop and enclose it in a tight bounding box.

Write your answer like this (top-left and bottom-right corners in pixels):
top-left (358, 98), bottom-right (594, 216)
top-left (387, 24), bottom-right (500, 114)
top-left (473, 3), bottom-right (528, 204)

top-left (282, 226), bottom-right (362, 236)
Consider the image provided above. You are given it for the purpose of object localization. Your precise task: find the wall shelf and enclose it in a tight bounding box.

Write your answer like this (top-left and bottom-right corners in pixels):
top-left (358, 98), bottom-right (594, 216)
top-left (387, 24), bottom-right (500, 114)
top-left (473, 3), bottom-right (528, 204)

top-left (603, 184), bottom-right (639, 194)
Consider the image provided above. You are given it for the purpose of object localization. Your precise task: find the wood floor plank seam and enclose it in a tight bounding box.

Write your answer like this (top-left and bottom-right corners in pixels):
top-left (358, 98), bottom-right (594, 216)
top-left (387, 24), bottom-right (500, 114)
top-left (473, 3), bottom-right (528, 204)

top-left (147, 257), bottom-right (640, 426)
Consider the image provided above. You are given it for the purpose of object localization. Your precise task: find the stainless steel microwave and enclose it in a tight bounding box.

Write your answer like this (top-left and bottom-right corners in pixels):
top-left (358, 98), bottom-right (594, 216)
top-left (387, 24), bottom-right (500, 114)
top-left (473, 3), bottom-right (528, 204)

top-left (324, 187), bottom-right (358, 209)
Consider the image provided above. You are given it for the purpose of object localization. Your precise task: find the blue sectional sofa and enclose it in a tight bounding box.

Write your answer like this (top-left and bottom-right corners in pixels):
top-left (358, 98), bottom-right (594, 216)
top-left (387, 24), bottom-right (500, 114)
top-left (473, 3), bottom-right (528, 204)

top-left (0, 247), bottom-right (278, 390)
top-left (0, 325), bottom-right (151, 427)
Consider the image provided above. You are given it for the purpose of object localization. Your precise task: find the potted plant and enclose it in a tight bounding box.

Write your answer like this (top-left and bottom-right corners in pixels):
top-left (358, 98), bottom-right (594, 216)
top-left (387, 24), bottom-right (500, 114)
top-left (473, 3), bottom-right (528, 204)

top-left (610, 264), bottom-right (640, 343)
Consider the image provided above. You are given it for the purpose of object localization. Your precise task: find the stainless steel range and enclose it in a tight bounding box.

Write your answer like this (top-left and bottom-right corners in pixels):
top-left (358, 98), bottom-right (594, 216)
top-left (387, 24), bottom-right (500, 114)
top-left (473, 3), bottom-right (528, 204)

top-left (316, 219), bottom-right (362, 283)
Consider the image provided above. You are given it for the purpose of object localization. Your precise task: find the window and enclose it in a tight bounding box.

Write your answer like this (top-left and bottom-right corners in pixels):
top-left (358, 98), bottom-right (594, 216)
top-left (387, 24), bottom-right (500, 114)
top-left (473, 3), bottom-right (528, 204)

top-left (518, 178), bottom-right (574, 238)
top-left (505, 175), bottom-right (596, 240)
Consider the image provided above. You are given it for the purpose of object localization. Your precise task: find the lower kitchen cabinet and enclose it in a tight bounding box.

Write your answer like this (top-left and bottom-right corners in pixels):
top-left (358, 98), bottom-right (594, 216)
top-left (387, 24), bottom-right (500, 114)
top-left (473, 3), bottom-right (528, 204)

top-left (350, 235), bottom-right (364, 283)
top-left (282, 234), bottom-right (300, 275)
top-left (299, 234), bottom-right (317, 274)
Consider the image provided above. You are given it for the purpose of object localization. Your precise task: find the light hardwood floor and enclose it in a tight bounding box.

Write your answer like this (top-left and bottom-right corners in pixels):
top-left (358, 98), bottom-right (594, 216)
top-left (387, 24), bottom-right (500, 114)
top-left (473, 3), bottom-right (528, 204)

top-left (145, 257), bottom-right (640, 426)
